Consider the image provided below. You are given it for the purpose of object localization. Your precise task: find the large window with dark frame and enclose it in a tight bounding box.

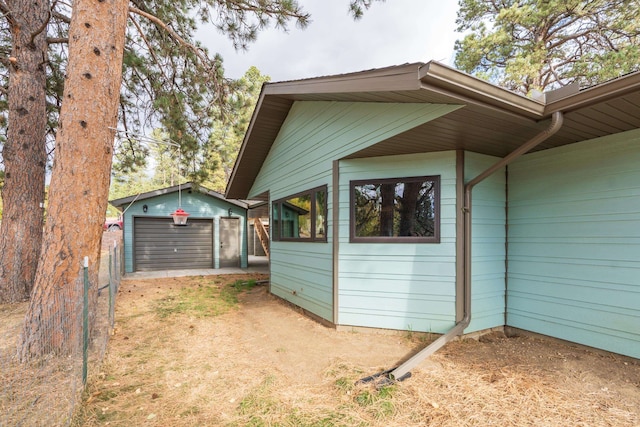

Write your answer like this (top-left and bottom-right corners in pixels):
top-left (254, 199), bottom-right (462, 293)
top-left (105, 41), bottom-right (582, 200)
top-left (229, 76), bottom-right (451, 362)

top-left (272, 186), bottom-right (327, 242)
top-left (350, 176), bottom-right (440, 243)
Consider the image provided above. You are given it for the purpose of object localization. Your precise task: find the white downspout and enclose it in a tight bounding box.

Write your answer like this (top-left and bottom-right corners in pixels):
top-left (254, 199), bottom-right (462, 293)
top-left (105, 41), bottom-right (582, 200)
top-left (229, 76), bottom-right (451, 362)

top-left (385, 111), bottom-right (564, 382)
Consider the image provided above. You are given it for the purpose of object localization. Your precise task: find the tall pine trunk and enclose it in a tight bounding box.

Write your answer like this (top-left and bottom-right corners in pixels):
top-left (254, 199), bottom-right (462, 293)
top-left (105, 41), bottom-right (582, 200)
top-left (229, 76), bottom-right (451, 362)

top-left (398, 181), bottom-right (421, 236)
top-left (0, 0), bottom-right (49, 303)
top-left (380, 183), bottom-right (395, 237)
top-left (19, 0), bottom-right (128, 359)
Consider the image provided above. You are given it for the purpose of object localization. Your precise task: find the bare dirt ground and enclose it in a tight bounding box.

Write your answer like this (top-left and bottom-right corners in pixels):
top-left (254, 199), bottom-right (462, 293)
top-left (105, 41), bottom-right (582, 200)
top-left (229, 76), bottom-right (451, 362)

top-left (73, 272), bottom-right (640, 427)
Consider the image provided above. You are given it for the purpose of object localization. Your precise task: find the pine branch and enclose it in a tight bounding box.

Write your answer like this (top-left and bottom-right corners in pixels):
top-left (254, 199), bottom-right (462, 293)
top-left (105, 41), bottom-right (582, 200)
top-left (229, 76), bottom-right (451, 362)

top-left (1, 1), bottom-right (16, 26)
top-left (52, 10), bottom-right (71, 24)
top-left (30, 10), bottom-right (51, 44)
top-left (128, 14), bottom-right (189, 121)
top-left (47, 37), bottom-right (69, 44)
top-left (129, 6), bottom-right (211, 69)
top-left (0, 1), bottom-right (9, 17)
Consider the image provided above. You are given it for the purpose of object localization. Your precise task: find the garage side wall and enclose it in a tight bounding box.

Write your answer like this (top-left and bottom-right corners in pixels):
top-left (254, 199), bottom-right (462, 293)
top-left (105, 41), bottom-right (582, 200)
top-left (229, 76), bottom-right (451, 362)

top-left (507, 128), bottom-right (640, 359)
top-left (122, 192), bottom-right (247, 273)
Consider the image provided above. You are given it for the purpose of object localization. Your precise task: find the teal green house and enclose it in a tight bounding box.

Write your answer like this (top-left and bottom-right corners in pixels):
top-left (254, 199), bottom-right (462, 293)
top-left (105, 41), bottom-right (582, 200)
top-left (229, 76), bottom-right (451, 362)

top-left (226, 61), bottom-right (640, 368)
top-left (110, 183), bottom-right (249, 273)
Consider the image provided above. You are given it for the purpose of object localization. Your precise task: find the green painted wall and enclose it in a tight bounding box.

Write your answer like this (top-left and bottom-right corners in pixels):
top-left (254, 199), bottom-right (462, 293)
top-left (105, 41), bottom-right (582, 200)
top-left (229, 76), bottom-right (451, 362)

top-left (464, 152), bottom-right (507, 333)
top-left (121, 191), bottom-right (248, 273)
top-left (339, 152), bottom-right (458, 333)
top-left (250, 101), bottom-right (460, 322)
top-left (507, 128), bottom-right (640, 359)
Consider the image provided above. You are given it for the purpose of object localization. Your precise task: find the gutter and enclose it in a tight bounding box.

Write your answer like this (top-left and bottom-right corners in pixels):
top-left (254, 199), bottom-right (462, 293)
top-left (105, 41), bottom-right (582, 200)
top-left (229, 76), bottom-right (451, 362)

top-left (418, 62), bottom-right (545, 118)
top-left (361, 111), bottom-right (564, 386)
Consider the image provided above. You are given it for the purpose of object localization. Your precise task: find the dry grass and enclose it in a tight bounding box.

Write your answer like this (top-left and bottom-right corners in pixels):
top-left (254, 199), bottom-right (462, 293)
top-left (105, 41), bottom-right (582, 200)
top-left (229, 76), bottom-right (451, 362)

top-left (1, 302), bottom-right (85, 427)
top-left (1, 233), bottom-right (120, 426)
top-left (72, 274), bottom-right (640, 427)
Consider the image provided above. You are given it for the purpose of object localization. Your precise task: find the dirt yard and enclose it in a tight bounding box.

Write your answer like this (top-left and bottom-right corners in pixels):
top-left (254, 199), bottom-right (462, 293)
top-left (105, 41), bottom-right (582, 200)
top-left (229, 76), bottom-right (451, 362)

top-left (71, 272), bottom-right (640, 427)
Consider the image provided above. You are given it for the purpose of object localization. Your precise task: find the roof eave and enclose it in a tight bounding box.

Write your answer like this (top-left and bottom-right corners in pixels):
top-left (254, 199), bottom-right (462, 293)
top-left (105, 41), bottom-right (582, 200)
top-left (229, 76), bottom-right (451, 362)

top-left (111, 182), bottom-right (248, 209)
top-left (418, 61), bottom-right (545, 118)
top-left (226, 61), bottom-right (552, 199)
top-left (545, 69), bottom-right (640, 114)
top-left (262, 62), bottom-right (426, 96)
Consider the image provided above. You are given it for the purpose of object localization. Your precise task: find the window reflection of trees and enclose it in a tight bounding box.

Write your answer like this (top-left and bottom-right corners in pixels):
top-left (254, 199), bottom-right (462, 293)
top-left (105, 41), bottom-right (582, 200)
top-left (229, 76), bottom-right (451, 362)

top-left (286, 195), bottom-right (311, 238)
top-left (354, 178), bottom-right (437, 238)
top-left (272, 186), bottom-right (328, 242)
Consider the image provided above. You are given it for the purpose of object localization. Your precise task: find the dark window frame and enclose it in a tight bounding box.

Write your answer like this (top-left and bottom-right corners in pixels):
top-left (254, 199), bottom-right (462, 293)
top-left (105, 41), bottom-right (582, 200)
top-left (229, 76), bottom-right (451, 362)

top-left (272, 185), bottom-right (328, 242)
top-left (350, 175), bottom-right (440, 244)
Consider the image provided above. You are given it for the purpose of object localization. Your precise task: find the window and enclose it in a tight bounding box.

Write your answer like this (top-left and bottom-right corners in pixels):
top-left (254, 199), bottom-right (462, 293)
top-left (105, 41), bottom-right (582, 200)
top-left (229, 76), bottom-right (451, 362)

top-left (350, 176), bottom-right (440, 243)
top-left (272, 186), bottom-right (328, 242)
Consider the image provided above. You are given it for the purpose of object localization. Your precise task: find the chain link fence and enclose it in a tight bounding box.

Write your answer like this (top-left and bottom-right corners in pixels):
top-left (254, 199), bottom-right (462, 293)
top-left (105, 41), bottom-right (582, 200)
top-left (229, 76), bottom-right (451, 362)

top-left (0, 238), bottom-right (123, 426)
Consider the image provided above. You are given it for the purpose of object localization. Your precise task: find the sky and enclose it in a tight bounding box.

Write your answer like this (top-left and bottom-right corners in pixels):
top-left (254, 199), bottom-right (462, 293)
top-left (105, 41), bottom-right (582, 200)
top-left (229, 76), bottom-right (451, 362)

top-left (197, 0), bottom-right (461, 82)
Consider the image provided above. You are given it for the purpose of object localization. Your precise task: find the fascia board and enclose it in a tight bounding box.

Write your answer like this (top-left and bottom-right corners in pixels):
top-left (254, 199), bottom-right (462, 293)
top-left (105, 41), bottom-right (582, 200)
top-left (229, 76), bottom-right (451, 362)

top-left (419, 61), bottom-right (545, 118)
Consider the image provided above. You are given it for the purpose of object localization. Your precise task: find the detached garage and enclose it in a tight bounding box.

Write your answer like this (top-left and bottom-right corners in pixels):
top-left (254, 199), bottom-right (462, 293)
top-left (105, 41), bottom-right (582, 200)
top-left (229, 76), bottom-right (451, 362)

top-left (110, 183), bottom-right (249, 273)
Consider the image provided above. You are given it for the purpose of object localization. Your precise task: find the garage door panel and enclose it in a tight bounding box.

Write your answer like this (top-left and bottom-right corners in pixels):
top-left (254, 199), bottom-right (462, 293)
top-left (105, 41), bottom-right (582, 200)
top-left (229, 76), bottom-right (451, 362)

top-left (136, 239), bottom-right (213, 246)
top-left (134, 217), bottom-right (214, 271)
top-left (134, 249), bottom-right (213, 257)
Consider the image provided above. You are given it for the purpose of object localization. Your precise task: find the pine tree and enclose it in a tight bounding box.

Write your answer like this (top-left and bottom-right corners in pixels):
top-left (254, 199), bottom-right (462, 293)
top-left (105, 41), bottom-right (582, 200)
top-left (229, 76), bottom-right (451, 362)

top-left (205, 66), bottom-right (270, 192)
top-left (2, 0), bottom-right (384, 356)
top-left (0, 0), bottom-right (310, 303)
top-left (454, 0), bottom-right (640, 94)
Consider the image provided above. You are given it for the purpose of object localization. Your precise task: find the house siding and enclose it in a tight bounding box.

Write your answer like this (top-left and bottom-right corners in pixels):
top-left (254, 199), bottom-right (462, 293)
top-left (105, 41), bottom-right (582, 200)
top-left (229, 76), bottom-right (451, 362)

top-left (121, 192), bottom-right (248, 273)
top-left (338, 152), bottom-right (458, 333)
top-left (507, 128), bottom-right (640, 359)
top-left (464, 152), bottom-right (507, 333)
top-left (250, 101), bottom-right (460, 322)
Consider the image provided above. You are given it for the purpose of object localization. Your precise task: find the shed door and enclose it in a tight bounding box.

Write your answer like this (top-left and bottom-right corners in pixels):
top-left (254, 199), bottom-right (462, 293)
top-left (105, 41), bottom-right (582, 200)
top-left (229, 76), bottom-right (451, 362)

top-left (219, 217), bottom-right (240, 268)
top-left (134, 217), bottom-right (214, 271)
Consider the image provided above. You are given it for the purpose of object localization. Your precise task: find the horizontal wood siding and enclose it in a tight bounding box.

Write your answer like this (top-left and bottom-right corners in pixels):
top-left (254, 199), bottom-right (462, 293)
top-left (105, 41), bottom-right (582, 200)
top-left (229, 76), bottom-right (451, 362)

top-left (251, 102), bottom-right (460, 322)
top-left (250, 102), bottom-right (461, 198)
top-left (507, 129), bottom-right (640, 358)
top-left (269, 244), bottom-right (333, 321)
top-left (122, 192), bottom-right (247, 272)
top-left (464, 152), bottom-right (506, 332)
top-left (339, 152), bottom-right (458, 333)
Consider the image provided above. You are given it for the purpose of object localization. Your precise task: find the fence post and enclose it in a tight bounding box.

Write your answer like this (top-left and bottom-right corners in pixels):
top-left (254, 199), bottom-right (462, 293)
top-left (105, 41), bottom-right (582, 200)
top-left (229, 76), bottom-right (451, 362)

top-left (109, 245), bottom-right (114, 330)
top-left (82, 256), bottom-right (89, 385)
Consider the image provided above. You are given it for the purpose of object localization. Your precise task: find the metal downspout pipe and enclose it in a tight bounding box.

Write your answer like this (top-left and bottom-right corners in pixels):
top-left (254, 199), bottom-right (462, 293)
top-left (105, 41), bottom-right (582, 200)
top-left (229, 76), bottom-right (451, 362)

top-left (386, 111), bottom-right (564, 382)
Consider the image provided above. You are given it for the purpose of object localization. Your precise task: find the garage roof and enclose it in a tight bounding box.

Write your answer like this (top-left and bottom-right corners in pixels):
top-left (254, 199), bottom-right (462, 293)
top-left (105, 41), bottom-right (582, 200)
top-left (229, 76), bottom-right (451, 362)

top-left (110, 182), bottom-right (249, 210)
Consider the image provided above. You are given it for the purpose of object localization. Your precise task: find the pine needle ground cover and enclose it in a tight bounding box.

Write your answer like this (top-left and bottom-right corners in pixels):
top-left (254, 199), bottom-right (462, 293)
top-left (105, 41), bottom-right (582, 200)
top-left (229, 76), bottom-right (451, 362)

top-left (74, 274), bottom-right (640, 426)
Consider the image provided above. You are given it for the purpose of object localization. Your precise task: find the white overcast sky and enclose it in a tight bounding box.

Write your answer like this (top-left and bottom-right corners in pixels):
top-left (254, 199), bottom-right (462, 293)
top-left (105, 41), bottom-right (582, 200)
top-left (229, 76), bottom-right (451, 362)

top-left (197, 0), bottom-right (461, 82)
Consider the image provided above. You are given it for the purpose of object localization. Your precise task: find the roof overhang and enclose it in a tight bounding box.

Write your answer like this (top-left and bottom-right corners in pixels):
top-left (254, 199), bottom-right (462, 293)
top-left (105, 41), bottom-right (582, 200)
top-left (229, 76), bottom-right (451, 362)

top-left (226, 60), bottom-right (640, 199)
top-left (110, 182), bottom-right (249, 210)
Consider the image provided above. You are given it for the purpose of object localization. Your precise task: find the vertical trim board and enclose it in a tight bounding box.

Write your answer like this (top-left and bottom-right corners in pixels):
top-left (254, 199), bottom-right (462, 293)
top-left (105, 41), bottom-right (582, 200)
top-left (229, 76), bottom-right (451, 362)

top-left (464, 151), bottom-right (507, 333)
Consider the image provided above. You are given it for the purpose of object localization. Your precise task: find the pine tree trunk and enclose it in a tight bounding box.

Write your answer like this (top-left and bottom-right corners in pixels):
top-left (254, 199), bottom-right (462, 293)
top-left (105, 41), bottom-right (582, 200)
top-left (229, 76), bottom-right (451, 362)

top-left (398, 182), bottom-right (421, 237)
top-left (0, 0), bottom-right (49, 303)
top-left (380, 183), bottom-right (395, 237)
top-left (19, 0), bottom-right (128, 359)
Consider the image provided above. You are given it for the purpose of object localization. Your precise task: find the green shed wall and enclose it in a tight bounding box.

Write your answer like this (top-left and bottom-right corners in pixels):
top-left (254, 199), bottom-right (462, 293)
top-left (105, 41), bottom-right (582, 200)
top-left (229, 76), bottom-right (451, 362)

top-left (250, 101), bottom-right (460, 322)
top-left (121, 191), bottom-right (248, 273)
top-left (507, 128), bottom-right (640, 358)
